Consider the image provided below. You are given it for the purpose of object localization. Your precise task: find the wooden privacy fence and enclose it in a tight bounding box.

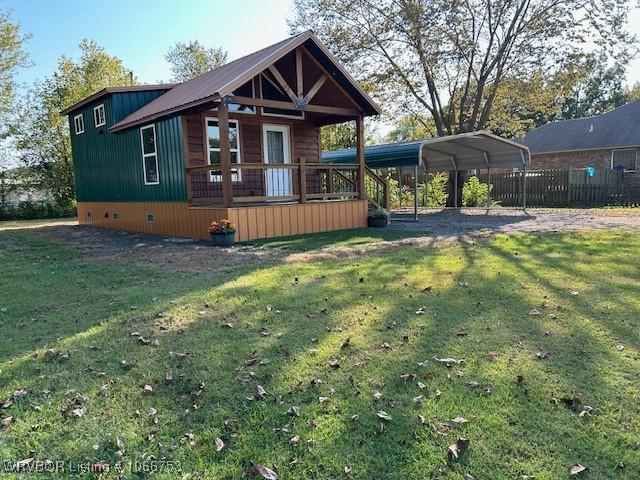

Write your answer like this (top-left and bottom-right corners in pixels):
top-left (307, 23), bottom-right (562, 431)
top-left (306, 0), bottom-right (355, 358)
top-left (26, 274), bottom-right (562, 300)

top-left (477, 168), bottom-right (640, 207)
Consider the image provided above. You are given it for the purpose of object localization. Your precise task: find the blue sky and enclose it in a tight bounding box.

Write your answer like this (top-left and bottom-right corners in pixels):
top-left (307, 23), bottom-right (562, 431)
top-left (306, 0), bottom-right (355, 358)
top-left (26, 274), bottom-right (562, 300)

top-left (1, 0), bottom-right (295, 88)
top-left (3, 0), bottom-right (640, 92)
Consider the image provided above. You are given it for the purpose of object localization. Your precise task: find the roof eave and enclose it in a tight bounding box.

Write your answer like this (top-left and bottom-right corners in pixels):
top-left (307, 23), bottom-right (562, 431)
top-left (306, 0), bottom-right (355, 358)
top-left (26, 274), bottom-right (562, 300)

top-left (60, 84), bottom-right (177, 116)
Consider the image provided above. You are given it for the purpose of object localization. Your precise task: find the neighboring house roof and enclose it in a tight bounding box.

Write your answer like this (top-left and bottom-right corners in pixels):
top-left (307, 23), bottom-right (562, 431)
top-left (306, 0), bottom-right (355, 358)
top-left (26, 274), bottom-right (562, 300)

top-left (60, 85), bottom-right (176, 116)
top-left (521, 100), bottom-right (640, 154)
top-left (109, 30), bottom-right (381, 132)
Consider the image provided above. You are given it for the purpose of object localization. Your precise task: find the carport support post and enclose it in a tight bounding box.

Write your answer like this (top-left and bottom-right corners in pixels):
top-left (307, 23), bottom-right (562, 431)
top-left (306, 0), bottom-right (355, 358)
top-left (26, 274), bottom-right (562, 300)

top-left (520, 150), bottom-right (527, 210)
top-left (454, 169), bottom-right (458, 208)
top-left (413, 164), bottom-right (418, 221)
top-left (356, 115), bottom-right (366, 201)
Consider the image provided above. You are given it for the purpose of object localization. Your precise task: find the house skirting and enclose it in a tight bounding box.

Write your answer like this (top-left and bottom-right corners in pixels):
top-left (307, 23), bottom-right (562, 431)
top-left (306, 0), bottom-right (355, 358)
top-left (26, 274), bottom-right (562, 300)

top-left (76, 201), bottom-right (368, 242)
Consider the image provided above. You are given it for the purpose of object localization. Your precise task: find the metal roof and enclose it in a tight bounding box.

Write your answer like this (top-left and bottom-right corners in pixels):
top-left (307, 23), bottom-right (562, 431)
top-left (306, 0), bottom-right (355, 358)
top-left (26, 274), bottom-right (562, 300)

top-left (521, 100), bottom-right (640, 154)
top-left (323, 131), bottom-right (530, 171)
top-left (109, 30), bottom-right (381, 132)
top-left (60, 85), bottom-right (176, 115)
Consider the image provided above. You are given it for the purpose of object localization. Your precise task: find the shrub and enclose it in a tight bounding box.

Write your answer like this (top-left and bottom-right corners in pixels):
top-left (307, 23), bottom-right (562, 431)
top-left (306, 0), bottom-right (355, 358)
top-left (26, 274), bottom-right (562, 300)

top-left (368, 207), bottom-right (390, 219)
top-left (462, 176), bottom-right (492, 207)
top-left (418, 172), bottom-right (448, 207)
top-left (0, 200), bottom-right (76, 221)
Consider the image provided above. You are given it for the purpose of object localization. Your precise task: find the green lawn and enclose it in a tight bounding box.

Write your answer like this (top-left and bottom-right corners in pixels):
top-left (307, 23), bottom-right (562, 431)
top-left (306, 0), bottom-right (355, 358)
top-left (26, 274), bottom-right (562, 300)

top-left (1, 229), bottom-right (639, 479)
top-left (246, 227), bottom-right (428, 251)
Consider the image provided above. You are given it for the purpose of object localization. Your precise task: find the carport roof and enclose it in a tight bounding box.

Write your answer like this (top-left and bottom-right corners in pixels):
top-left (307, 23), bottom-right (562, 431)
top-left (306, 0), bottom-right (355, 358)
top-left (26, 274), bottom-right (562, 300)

top-left (322, 131), bottom-right (530, 171)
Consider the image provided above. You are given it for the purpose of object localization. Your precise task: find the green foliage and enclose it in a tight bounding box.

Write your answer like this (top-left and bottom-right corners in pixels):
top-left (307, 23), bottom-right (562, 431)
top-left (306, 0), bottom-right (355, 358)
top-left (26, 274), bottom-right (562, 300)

top-left (0, 200), bottom-right (75, 221)
top-left (291, 0), bottom-right (635, 136)
top-left (462, 175), bottom-right (492, 207)
top-left (321, 122), bottom-right (356, 151)
top-left (386, 172), bottom-right (448, 209)
top-left (0, 10), bottom-right (29, 135)
top-left (9, 40), bottom-right (133, 205)
top-left (165, 40), bottom-right (227, 82)
top-left (420, 172), bottom-right (448, 207)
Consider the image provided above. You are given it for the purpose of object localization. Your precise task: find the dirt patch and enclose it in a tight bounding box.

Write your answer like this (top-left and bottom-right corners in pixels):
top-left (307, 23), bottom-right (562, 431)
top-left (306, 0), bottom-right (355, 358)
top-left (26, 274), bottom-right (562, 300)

top-left (34, 225), bottom-right (284, 273)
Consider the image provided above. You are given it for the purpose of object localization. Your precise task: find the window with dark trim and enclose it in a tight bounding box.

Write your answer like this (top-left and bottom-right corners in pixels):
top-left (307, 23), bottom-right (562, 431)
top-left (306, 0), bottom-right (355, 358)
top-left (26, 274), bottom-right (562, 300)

top-left (140, 125), bottom-right (159, 185)
top-left (612, 149), bottom-right (637, 172)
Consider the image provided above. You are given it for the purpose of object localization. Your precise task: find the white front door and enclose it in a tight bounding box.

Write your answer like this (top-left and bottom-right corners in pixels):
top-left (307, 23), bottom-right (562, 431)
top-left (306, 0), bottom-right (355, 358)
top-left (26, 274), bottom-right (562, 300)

top-left (263, 124), bottom-right (292, 197)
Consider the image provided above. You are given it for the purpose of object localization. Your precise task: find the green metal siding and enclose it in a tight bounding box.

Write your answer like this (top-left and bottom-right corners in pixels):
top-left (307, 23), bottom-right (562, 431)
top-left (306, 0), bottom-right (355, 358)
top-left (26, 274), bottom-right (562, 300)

top-left (70, 93), bottom-right (187, 202)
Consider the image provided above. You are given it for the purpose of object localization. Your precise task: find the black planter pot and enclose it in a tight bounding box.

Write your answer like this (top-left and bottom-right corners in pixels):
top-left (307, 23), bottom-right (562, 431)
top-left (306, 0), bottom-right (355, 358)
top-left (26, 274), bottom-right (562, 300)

top-left (368, 217), bottom-right (388, 228)
top-left (211, 232), bottom-right (235, 246)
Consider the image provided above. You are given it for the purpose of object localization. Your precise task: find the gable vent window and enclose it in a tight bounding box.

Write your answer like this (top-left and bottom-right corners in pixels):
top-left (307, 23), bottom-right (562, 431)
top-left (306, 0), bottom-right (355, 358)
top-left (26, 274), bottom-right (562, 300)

top-left (612, 149), bottom-right (637, 172)
top-left (74, 114), bottom-right (85, 134)
top-left (140, 125), bottom-right (160, 185)
top-left (94, 104), bottom-right (105, 127)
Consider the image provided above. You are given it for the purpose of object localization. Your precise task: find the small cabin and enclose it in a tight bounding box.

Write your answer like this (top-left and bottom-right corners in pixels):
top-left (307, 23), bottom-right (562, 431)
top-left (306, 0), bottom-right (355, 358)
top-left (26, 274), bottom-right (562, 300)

top-left (62, 31), bottom-right (383, 241)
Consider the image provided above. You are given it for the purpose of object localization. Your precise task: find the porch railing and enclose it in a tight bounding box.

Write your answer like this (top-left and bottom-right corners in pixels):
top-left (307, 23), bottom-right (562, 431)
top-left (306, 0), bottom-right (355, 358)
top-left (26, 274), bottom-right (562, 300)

top-left (186, 159), bottom-right (361, 206)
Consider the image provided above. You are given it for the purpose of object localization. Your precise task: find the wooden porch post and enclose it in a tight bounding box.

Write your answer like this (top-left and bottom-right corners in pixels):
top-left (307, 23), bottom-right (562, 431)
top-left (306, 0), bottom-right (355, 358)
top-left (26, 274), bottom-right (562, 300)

top-left (356, 115), bottom-right (366, 200)
top-left (299, 157), bottom-right (307, 203)
top-left (218, 100), bottom-right (233, 208)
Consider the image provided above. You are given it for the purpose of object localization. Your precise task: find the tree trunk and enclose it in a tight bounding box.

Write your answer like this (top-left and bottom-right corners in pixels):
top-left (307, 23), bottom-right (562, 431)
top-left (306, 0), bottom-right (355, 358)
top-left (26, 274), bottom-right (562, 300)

top-left (446, 170), bottom-right (467, 208)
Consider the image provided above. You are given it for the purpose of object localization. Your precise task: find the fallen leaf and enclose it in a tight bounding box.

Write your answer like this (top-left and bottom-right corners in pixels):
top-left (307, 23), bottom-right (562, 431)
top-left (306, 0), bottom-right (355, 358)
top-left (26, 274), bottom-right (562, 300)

top-left (485, 352), bottom-right (498, 361)
top-left (250, 463), bottom-right (278, 480)
top-left (1, 416), bottom-right (13, 427)
top-left (570, 464), bottom-right (588, 475)
top-left (529, 308), bottom-right (541, 316)
top-left (255, 385), bottom-right (267, 400)
top-left (289, 435), bottom-right (300, 446)
top-left (615, 343), bottom-right (624, 351)
top-left (142, 384), bottom-right (153, 394)
top-left (215, 437), bottom-right (225, 452)
top-left (286, 406), bottom-right (300, 417)
top-left (562, 395), bottom-right (582, 409)
top-left (71, 407), bottom-right (86, 418)
top-left (165, 368), bottom-right (173, 381)
top-left (448, 437), bottom-right (470, 460)
top-left (418, 381), bottom-right (426, 390)
top-left (376, 410), bottom-right (392, 421)
top-left (329, 358), bottom-right (340, 369)
top-left (579, 406), bottom-right (593, 417)
top-left (433, 356), bottom-right (464, 366)
top-left (341, 337), bottom-right (351, 349)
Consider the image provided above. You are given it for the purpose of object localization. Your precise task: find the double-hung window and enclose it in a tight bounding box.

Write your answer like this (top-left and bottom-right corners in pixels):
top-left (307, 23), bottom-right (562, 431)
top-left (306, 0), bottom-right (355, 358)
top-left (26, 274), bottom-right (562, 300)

top-left (74, 114), bottom-right (85, 134)
top-left (140, 125), bottom-right (159, 185)
top-left (206, 118), bottom-right (241, 182)
top-left (612, 149), bottom-right (637, 172)
top-left (94, 104), bottom-right (105, 127)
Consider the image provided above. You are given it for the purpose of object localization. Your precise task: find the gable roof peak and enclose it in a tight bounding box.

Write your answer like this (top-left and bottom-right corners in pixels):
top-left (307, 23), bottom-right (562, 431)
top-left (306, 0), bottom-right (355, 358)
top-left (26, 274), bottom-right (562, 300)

top-left (110, 31), bottom-right (380, 132)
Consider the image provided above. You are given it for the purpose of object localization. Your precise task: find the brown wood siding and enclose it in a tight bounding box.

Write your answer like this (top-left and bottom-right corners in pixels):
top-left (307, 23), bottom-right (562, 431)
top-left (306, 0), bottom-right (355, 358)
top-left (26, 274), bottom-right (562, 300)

top-left (77, 200), bottom-right (367, 242)
top-left (183, 107), bottom-right (321, 200)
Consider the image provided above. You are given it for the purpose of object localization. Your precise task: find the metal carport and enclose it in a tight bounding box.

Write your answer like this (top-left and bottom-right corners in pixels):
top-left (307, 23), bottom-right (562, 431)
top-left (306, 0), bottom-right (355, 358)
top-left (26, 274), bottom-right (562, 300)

top-left (322, 130), bottom-right (531, 220)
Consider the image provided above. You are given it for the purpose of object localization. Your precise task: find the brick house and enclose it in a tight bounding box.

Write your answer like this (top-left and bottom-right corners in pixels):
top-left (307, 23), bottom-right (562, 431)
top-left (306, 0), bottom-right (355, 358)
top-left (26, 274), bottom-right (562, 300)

top-left (521, 100), bottom-right (640, 185)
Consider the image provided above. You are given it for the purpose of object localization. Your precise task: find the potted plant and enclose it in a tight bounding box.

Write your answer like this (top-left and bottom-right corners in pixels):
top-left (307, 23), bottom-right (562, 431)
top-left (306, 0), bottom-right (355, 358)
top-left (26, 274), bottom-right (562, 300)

top-left (368, 207), bottom-right (389, 228)
top-left (208, 219), bottom-right (236, 246)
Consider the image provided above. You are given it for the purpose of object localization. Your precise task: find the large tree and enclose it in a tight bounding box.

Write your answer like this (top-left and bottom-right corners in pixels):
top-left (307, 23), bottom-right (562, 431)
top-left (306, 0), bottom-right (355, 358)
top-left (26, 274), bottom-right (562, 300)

top-left (9, 40), bottom-right (133, 205)
top-left (165, 40), bottom-right (227, 82)
top-left (290, 0), bottom-right (635, 205)
top-left (0, 10), bottom-right (29, 134)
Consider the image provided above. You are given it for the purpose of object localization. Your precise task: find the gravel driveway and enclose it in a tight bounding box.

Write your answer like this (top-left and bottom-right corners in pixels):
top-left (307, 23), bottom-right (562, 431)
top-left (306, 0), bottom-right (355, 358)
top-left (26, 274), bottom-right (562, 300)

top-left (389, 208), bottom-right (640, 237)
